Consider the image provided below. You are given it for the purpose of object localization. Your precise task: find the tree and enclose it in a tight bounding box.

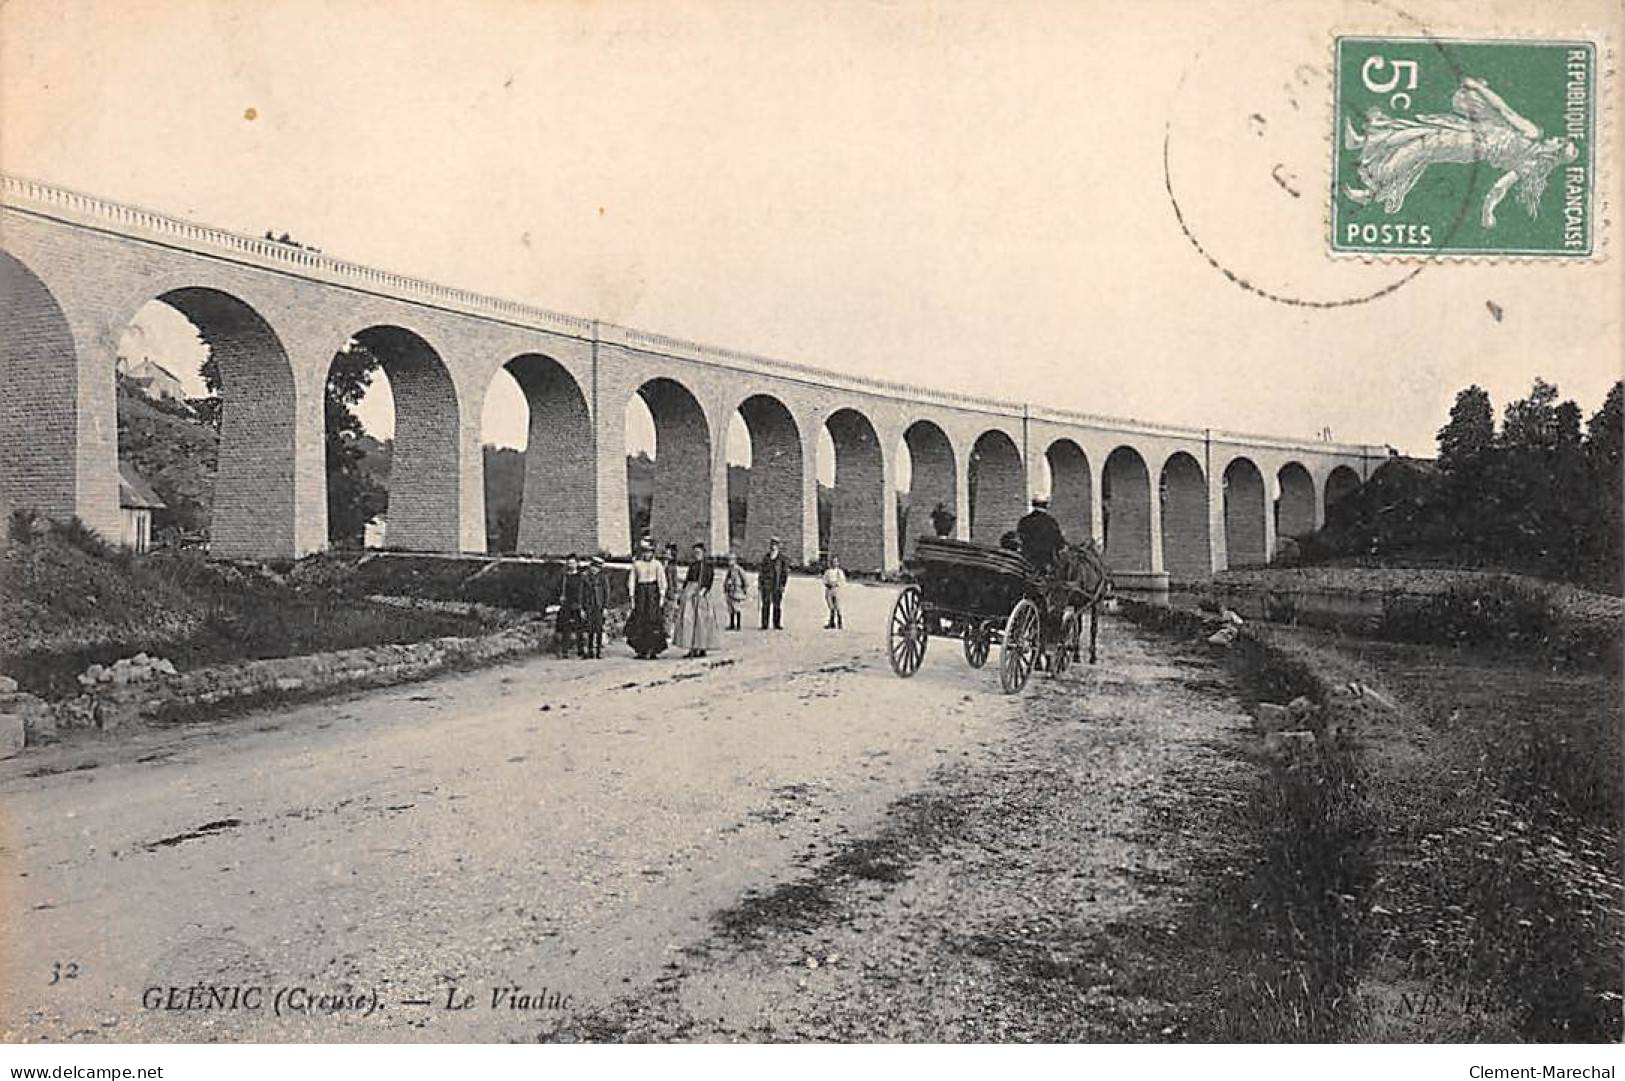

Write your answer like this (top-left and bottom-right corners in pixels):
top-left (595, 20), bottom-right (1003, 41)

top-left (1300, 379), bottom-right (1621, 591)
top-left (1585, 381), bottom-right (1624, 591)
top-left (1501, 377), bottom-right (1561, 452)
top-left (1437, 385), bottom-right (1495, 474)
top-left (200, 342), bottom-right (388, 547)
top-left (1490, 379), bottom-right (1595, 575)
top-left (1585, 381), bottom-right (1623, 472)
top-left (1436, 385), bottom-right (1497, 550)
top-left (483, 445), bottom-right (525, 553)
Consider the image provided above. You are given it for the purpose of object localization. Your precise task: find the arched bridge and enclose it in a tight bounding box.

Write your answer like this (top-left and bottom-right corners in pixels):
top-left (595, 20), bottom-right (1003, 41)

top-left (1, 175), bottom-right (1382, 580)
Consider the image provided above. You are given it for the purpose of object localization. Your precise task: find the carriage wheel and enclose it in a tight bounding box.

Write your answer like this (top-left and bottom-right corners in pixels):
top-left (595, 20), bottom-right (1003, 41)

top-left (1051, 608), bottom-right (1080, 678)
top-left (887, 585), bottom-right (928, 677)
top-left (963, 626), bottom-right (991, 669)
top-left (999, 599), bottom-right (1041, 694)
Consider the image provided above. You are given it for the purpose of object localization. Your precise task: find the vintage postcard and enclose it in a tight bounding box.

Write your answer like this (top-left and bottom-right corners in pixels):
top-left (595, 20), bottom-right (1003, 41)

top-left (0, 0), bottom-right (1620, 1076)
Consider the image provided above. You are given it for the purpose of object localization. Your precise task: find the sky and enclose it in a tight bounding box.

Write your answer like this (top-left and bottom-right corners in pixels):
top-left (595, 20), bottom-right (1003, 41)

top-left (6, 0), bottom-right (1621, 481)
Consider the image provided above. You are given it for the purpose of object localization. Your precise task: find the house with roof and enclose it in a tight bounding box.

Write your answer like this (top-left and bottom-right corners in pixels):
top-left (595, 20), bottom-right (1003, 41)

top-left (118, 357), bottom-right (190, 406)
top-left (118, 462), bottom-right (166, 553)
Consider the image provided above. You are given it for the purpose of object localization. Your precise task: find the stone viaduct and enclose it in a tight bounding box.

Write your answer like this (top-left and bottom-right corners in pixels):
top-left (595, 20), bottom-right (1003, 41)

top-left (1, 175), bottom-right (1385, 584)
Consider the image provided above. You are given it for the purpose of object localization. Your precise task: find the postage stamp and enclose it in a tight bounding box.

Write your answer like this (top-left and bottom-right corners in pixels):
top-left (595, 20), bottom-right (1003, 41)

top-left (1331, 36), bottom-right (1597, 258)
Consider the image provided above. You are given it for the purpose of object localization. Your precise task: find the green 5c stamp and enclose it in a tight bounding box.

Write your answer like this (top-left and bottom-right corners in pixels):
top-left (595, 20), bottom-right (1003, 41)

top-left (1333, 37), bottom-right (1596, 257)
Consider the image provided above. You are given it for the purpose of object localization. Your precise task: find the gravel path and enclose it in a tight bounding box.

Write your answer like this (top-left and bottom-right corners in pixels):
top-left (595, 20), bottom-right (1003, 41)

top-left (1, 577), bottom-right (1259, 1043)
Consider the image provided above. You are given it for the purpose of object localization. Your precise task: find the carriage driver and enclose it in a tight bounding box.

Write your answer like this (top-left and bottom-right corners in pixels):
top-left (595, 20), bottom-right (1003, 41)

top-left (1016, 495), bottom-right (1065, 574)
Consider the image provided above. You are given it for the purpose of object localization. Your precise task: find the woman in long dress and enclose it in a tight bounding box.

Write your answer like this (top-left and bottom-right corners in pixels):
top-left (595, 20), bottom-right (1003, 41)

top-left (625, 540), bottom-right (668, 659)
top-left (671, 542), bottom-right (722, 658)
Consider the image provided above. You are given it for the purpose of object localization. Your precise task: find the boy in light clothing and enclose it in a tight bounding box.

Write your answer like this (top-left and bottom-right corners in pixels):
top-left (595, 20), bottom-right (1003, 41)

top-left (822, 554), bottom-right (846, 630)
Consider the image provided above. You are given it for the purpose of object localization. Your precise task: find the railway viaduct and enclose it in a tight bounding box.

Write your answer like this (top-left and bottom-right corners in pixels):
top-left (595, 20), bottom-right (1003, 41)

top-left (1, 175), bottom-right (1384, 583)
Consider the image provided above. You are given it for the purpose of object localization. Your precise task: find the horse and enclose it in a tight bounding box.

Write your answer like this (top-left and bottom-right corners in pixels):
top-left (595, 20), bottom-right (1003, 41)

top-left (1042, 538), bottom-right (1112, 665)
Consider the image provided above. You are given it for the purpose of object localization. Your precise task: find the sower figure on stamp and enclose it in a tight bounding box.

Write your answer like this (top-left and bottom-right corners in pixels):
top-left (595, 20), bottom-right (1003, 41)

top-left (722, 550), bottom-right (748, 631)
top-left (554, 554), bottom-right (586, 658)
top-left (758, 537), bottom-right (790, 631)
top-left (581, 555), bottom-right (608, 659)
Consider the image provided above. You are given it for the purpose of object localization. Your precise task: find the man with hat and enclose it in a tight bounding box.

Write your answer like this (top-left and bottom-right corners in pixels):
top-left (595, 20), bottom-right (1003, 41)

top-left (1017, 495), bottom-right (1065, 574)
top-left (758, 536), bottom-right (791, 630)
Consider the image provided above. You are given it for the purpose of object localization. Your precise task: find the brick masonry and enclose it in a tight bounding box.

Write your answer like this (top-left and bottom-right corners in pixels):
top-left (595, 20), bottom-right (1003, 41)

top-left (163, 286), bottom-right (300, 559)
top-left (1161, 451), bottom-right (1211, 582)
top-left (1104, 447), bottom-right (1154, 573)
top-left (826, 408), bottom-right (886, 571)
top-left (1045, 439), bottom-right (1093, 545)
top-left (739, 394), bottom-right (803, 560)
top-left (641, 377), bottom-right (712, 553)
top-left (968, 430), bottom-right (1023, 544)
top-left (508, 354), bottom-right (596, 555)
top-left (1276, 461), bottom-right (1318, 543)
top-left (1224, 457), bottom-right (1269, 568)
top-left (1, 181), bottom-right (1386, 583)
top-left (902, 420), bottom-right (955, 558)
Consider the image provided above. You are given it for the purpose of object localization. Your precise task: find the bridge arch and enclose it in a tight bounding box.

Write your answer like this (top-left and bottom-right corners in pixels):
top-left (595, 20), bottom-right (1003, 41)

top-left (1, 250), bottom-right (82, 528)
top-left (1160, 451), bottom-right (1209, 581)
top-left (733, 393), bottom-right (803, 560)
top-left (124, 286), bottom-right (300, 559)
top-left (1325, 465), bottom-right (1361, 516)
top-left (823, 407), bottom-right (886, 572)
top-left (1276, 461), bottom-right (1317, 545)
top-left (1223, 456), bottom-right (1268, 567)
top-left (968, 429), bottom-right (1023, 544)
top-left (497, 354), bottom-right (595, 555)
top-left (1103, 445), bottom-right (1153, 573)
top-left (632, 377), bottom-right (712, 552)
top-left (901, 420), bottom-right (957, 555)
top-left (341, 325), bottom-right (462, 552)
top-left (1045, 439), bottom-right (1093, 543)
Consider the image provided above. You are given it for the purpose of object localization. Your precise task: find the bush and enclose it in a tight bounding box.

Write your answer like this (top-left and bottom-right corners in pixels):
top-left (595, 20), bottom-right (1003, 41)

top-left (6, 509), bottom-right (124, 561)
top-left (1379, 576), bottom-right (1557, 648)
top-left (8, 508), bottom-right (42, 544)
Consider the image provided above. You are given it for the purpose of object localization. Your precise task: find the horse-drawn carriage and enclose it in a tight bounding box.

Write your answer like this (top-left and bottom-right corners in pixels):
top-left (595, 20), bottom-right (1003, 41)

top-left (886, 536), bottom-right (1110, 694)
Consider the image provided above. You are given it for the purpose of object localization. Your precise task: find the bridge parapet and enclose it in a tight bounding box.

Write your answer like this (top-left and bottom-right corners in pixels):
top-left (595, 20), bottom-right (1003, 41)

top-left (2, 173), bottom-right (1390, 467)
top-left (0, 174), bottom-right (596, 340)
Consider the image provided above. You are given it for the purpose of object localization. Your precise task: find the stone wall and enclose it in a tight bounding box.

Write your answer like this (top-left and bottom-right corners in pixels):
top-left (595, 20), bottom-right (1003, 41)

top-left (40, 621), bottom-right (553, 739)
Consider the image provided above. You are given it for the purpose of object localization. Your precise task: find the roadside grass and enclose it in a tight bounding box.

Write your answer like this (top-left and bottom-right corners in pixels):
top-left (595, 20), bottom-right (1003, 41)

top-left (1124, 597), bottom-right (1622, 1042)
top-left (1327, 636), bottom-right (1623, 1043)
top-left (1, 526), bottom-right (519, 701)
top-left (1122, 603), bottom-right (1375, 1040)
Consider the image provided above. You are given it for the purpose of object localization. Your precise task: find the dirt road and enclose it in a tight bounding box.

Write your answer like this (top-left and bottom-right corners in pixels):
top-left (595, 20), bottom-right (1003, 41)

top-left (1, 577), bottom-right (1259, 1042)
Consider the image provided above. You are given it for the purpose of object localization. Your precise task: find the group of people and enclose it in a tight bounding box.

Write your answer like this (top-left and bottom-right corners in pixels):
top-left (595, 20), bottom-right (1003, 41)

top-left (614, 536), bottom-right (846, 660)
top-left (552, 554), bottom-right (611, 659)
top-left (559, 501), bottom-right (1067, 662)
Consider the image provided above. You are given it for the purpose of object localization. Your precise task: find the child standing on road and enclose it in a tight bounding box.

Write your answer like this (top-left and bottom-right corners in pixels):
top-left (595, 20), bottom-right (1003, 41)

top-left (581, 555), bottom-right (608, 659)
top-left (661, 543), bottom-right (681, 637)
top-left (555, 554), bottom-right (585, 658)
top-left (822, 554), bottom-right (846, 630)
top-left (722, 551), bottom-right (748, 630)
